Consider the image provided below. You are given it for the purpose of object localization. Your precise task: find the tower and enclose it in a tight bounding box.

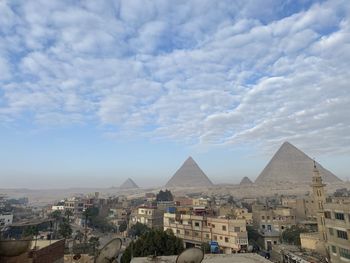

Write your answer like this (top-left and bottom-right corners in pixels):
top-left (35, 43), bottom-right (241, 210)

top-left (311, 160), bottom-right (327, 241)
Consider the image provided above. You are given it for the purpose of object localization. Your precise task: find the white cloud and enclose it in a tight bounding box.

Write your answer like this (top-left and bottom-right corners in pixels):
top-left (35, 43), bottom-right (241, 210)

top-left (0, 0), bottom-right (349, 154)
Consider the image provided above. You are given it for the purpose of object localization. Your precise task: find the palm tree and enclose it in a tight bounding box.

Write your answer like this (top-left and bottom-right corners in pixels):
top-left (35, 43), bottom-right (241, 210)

top-left (74, 230), bottom-right (84, 244)
top-left (65, 210), bottom-right (73, 222)
top-left (50, 210), bottom-right (62, 239)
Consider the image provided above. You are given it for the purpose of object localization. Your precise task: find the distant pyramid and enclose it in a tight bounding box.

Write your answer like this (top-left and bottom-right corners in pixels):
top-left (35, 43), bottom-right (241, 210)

top-left (240, 176), bottom-right (253, 185)
top-left (255, 142), bottom-right (342, 184)
top-left (165, 157), bottom-right (213, 187)
top-left (120, 178), bottom-right (139, 189)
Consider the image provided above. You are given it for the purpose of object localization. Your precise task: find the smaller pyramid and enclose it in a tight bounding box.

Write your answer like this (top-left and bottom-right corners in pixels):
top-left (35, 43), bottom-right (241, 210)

top-left (120, 178), bottom-right (139, 189)
top-left (165, 157), bottom-right (213, 187)
top-left (240, 176), bottom-right (253, 185)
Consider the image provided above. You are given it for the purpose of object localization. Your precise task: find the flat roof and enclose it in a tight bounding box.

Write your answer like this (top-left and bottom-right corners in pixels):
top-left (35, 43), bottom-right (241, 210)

top-left (131, 253), bottom-right (271, 263)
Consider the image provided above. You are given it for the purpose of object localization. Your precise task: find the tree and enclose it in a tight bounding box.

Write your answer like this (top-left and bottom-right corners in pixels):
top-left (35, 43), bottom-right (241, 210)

top-left (121, 229), bottom-right (184, 263)
top-left (65, 210), bottom-right (73, 222)
top-left (129, 222), bottom-right (150, 237)
top-left (156, 190), bottom-right (173, 202)
top-left (281, 225), bottom-right (309, 246)
top-left (227, 196), bottom-right (235, 206)
top-left (89, 236), bottom-right (100, 256)
top-left (119, 221), bottom-right (128, 233)
top-left (59, 220), bottom-right (72, 239)
top-left (74, 230), bottom-right (84, 243)
top-left (50, 210), bottom-right (62, 239)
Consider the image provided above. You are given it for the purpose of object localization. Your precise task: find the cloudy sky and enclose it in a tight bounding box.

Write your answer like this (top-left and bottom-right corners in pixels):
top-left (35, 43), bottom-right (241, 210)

top-left (0, 0), bottom-right (349, 188)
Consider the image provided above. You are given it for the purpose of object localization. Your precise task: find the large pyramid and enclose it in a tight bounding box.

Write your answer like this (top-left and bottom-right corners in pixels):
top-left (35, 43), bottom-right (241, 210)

top-left (255, 142), bottom-right (342, 184)
top-left (165, 157), bottom-right (213, 187)
top-left (120, 178), bottom-right (139, 189)
top-left (240, 176), bottom-right (253, 185)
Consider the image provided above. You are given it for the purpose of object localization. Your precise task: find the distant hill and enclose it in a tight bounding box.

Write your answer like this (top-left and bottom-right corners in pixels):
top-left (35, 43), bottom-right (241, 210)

top-left (120, 178), bottom-right (139, 189)
top-left (255, 142), bottom-right (342, 184)
top-left (165, 157), bottom-right (213, 187)
top-left (240, 176), bottom-right (253, 185)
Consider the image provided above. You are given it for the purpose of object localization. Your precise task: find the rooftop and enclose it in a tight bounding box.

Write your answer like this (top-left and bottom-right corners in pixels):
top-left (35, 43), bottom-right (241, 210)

top-left (131, 253), bottom-right (271, 263)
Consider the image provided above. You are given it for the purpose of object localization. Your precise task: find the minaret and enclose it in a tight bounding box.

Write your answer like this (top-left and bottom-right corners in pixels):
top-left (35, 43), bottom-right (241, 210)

top-left (311, 160), bottom-right (327, 241)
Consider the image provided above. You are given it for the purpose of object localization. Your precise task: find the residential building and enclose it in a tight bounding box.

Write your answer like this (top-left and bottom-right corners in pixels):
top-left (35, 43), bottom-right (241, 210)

top-left (252, 204), bottom-right (296, 250)
top-left (131, 206), bottom-right (163, 229)
top-left (0, 213), bottom-right (13, 227)
top-left (324, 199), bottom-right (350, 263)
top-left (163, 212), bottom-right (248, 253)
top-left (219, 206), bottom-right (253, 225)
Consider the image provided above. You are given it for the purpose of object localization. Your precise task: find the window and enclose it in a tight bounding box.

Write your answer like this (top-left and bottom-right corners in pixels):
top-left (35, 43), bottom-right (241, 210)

top-left (329, 228), bottom-right (334, 236)
top-left (335, 212), bottom-right (345, 220)
top-left (225, 237), bottom-right (229, 242)
top-left (220, 236), bottom-right (222, 240)
top-left (176, 229), bottom-right (180, 234)
top-left (211, 224), bottom-right (215, 228)
top-left (205, 234), bottom-right (209, 238)
top-left (324, 211), bottom-right (331, 219)
top-left (213, 235), bottom-right (217, 241)
top-left (222, 225), bottom-right (226, 231)
top-left (262, 216), bottom-right (265, 220)
top-left (340, 247), bottom-right (350, 259)
top-left (331, 245), bottom-right (337, 254)
top-left (194, 232), bottom-right (199, 237)
top-left (194, 222), bottom-right (200, 227)
top-left (337, 230), bottom-right (348, 240)
top-left (262, 225), bottom-right (266, 229)
top-left (234, 227), bottom-right (240, 232)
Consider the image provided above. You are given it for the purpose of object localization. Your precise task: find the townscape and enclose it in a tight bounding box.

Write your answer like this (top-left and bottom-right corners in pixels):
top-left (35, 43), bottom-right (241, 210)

top-left (1, 142), bottom-right (349, 262)
top-left (1, 1), bottom-right (350, 263)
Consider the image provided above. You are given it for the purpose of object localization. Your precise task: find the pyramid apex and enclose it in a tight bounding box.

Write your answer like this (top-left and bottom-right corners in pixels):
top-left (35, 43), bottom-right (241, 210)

top-left (281, 141), bottom-right (293, 147)
top-left (120, 178), bottom-right (139, 189)
top-left (165, 157), bottom-right (213, 187)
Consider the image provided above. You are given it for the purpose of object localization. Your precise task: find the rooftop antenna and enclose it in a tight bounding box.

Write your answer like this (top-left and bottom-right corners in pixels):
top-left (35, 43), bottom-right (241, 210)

top-left (176, 247), bottom-right (204, 263)
top-left (95, 238), bottom-right (122, 263)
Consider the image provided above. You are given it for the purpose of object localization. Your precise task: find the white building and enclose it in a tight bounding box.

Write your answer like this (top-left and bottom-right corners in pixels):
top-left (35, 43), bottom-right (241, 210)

top-left (51, 205), bottom-right (65, 211)
top-left (0, 213), bottom-right (13, 227)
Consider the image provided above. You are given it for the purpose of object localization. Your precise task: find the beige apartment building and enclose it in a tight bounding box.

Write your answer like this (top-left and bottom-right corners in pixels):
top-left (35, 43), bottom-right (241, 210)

top-left (163, 213), bottom-right (248, 253)
top-left (324, 200), bottom-right (350, 263)
top-left (219, 206), bottom-right (253, 225)
top-left (252, 205), bottom-right (296, 250)
top-left (130, 206), bottom-right (163, 229)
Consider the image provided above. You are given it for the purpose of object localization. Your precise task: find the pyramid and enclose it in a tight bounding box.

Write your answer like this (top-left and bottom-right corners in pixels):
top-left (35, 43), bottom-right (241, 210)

top-left (165, 157), bottom-right (213, 187)
top-left (240, 176), bottom-right (253, 185)
top-left (120, 178), bottom-right (139, 189)
top-left (255, 142), bottom-right (342, 184)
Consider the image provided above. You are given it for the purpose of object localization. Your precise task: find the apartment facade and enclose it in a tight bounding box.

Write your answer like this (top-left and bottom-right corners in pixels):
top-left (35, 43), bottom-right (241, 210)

top-left (163, 213), bottom-right (248, 254)
top-left (0, 213), bottom-right (13, 227)
top-left (131, 206), bottom-right (163, 229)
top-left (324, 200), bottom-right (350, 263)
top-left (252, 205), bottom-right (296, 250)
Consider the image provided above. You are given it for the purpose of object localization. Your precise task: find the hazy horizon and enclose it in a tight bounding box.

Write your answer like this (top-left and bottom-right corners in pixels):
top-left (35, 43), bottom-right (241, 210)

top-left (1, 0), bottom-right (350, 188)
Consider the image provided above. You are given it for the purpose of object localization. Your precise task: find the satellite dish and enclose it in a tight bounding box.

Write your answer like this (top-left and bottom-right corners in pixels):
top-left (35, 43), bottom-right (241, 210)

top-left (73, 254), bottom-right (82, 262)
top-left (176, 247), bottom-right (204, 263)
top-left (0, 239), bottom-right (32, 257)
top-left (95, 238), bottom-right (122, 263)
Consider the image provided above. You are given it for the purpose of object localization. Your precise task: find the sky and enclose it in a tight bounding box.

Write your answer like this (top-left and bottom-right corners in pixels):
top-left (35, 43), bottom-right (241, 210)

top-left (0, 0), bottom-right (349, 188)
